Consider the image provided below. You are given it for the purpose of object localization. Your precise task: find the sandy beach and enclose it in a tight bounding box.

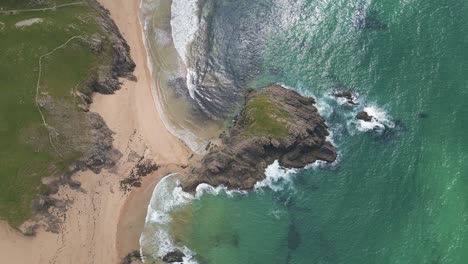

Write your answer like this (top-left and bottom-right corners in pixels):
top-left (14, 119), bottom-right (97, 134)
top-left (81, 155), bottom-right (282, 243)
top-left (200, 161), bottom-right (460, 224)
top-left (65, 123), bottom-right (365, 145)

top-left (0, 0), bottom-right (192, 263)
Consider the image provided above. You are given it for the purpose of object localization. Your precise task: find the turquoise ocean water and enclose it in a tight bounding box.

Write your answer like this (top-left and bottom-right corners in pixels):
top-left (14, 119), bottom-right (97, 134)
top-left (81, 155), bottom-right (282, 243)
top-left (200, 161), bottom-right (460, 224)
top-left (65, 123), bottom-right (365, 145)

top-left (140, 0), bottom-right (468, 263)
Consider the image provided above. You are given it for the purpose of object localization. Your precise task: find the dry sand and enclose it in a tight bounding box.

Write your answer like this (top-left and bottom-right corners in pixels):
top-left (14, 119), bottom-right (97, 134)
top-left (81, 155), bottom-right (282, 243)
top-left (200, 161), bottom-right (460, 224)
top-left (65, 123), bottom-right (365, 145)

top-left (0, 0), bottom-right (192, 263)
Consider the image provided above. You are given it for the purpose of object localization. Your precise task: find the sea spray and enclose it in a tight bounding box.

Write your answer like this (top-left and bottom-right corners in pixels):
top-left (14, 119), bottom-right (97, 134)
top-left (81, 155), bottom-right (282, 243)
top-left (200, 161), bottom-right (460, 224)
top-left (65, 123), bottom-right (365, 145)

top-left (140, 154), bottom-right (341, 262)
top-left (140, 174), bottom-right (247, 263)
top-left (353, 105), bottom-right (395, 132)
top-left (140, 174), bottom-right (198, 263)
top-left (254, 160), bottom-right (298, 192)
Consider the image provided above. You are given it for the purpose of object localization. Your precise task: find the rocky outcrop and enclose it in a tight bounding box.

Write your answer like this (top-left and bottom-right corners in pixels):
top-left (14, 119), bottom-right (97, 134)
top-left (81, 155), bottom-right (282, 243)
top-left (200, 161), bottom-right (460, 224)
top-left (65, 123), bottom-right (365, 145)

top-left (120, 158), bottom-right (160, 192)
top-left (356, 111), bottom-right (373, 122)
top-left (85, 0), bottom-right (136, 95)
top-left (121, 250), bottom-right (142, 264)
top-left (162, 250), bottom-right (185, 263)
top-left (71, 0), bottom-right (136, 173)
top-left (23, 0), bottom-right (136, 233)
top-left (75, 112), bottom-right (121, 174)
top-left (182, 85), bottom-right (337, 191)
top-left (333, 91), bottom-right (358, 105)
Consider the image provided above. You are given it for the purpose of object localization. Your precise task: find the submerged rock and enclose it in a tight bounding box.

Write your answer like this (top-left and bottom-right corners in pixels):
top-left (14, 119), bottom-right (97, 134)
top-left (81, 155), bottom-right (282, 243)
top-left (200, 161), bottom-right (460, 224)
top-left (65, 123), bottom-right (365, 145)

top-left (353, 7), bottom-right (387, 30)
top-left (418, 112), bottom-right (429, 119)
top-left (182, 85), bottom-right (337, 191)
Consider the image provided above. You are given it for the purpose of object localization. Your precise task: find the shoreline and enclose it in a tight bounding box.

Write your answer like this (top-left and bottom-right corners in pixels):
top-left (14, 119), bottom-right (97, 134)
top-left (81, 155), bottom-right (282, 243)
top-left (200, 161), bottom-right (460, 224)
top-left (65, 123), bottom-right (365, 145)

top-left (0, 0), bottom-right (193, 262)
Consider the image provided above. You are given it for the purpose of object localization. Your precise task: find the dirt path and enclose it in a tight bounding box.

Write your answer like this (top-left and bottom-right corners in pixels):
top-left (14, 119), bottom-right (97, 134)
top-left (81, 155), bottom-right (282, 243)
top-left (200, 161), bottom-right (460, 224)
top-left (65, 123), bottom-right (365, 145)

top-left (0, 2), bottom-right (84, 15)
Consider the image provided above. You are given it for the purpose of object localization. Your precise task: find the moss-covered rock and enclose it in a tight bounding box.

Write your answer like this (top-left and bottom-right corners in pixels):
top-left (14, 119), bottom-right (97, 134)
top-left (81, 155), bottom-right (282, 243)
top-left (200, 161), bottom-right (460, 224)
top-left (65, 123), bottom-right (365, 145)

top-left (182, 85), bottom-right (337, 191)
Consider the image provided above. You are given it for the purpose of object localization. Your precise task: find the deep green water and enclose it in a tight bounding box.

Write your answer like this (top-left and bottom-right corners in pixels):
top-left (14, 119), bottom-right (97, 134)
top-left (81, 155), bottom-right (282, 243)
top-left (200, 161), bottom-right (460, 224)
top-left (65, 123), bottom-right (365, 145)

top-left (141, 0), bottom-right (468, 263)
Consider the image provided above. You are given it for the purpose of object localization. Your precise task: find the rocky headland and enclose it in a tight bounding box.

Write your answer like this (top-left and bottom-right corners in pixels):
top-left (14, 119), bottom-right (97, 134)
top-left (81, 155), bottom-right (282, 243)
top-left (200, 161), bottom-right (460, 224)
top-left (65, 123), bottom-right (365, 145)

top-left (181, 85), bottom-right (337, 192)
top-left (26, 0), bottom-right (136, 234)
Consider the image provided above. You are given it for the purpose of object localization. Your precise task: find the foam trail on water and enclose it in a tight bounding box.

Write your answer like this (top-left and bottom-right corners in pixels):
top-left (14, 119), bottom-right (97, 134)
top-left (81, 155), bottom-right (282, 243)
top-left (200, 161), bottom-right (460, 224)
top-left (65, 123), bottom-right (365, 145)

top-left (171, 0), bottom-right (200, 99)
top-left (195, 183), bottom-right (248, 198)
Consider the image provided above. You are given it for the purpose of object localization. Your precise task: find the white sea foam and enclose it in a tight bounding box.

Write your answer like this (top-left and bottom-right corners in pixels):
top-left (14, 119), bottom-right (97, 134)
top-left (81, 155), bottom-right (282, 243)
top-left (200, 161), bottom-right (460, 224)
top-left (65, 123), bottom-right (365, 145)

top-left (170, 0), bottom-right (199, 65)
top-left (254, 160), bottom-right (299, 192)
top-left (315, 94), bottom-right (335, 120)
top-left (141, 157), bottom-right (337, 261)
top-left (195, 183), bottom-right (247, 198)
top-left (140, 174), bottom-right (198, 263)
top-left (140, 174), bottom-right (247, 263)
top-left (153, 27), bottom-right (171, 47)
top-left (354, 105), bottom-right (395, 132)
top-left (186, 68), bottom-right (198, 99)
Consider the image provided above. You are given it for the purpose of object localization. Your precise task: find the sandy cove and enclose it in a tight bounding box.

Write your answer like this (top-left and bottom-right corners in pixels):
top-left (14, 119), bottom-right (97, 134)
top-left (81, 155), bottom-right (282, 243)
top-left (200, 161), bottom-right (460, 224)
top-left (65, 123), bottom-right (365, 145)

top-left (0, 0), bottom-right (193, 263)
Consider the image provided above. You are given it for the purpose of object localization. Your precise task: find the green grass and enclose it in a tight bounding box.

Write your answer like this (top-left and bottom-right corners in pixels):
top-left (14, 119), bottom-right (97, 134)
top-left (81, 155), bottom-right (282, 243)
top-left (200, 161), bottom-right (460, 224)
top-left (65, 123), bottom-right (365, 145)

top-left (0, 1), bottom-right (114, 226)
top-left (243, 94), bottom-right (290, 138)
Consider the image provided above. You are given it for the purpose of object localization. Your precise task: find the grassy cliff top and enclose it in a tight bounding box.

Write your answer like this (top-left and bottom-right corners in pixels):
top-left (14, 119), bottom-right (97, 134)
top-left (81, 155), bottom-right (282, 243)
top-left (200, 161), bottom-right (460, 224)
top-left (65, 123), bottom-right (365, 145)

top-left (243, 94), bottom-right (290, 138)
top-left (0, 0), bottom-right (120, 226)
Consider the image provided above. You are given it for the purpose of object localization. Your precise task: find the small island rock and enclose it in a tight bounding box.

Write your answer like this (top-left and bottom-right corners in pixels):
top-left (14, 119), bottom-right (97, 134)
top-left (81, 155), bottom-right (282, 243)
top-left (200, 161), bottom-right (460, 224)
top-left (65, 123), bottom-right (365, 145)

top-left (182, 85), bottom-right (337, 192)
top-left (356, 111), bottom-right (374, 122)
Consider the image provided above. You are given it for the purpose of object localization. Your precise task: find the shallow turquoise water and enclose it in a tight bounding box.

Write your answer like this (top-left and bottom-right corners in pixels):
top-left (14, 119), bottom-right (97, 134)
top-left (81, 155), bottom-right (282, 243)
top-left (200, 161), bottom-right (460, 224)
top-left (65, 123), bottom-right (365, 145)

top-left (142, 0), bottom-right (468, 263)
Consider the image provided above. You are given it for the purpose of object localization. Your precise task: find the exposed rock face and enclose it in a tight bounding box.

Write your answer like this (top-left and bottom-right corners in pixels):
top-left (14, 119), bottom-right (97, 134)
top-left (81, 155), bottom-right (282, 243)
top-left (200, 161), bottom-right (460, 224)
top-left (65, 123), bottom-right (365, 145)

top-left (120, 158), bottom-right (160, 192)
top-left (356, 111), bottom-right (373, 122)
top-left (333, 91), bottom-right (358, 105)
top-left (24, 0), bottom-right (136, 233)
top-left (75, 112), bottom-right (121, 173)
top-left (121, 250), bottom-right (142, 264)
top-left (86, 0), bottom-right (136, 94)
top-left (162, 250), bottom-right (185, 263)
top-left (182, 85), bottom-right (337, 191)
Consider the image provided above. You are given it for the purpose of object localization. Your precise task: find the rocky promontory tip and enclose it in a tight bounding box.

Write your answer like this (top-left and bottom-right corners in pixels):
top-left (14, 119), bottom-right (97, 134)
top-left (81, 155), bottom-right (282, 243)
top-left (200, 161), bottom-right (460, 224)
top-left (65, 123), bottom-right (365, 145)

top-left (182, 85), bottom-right (337, 192)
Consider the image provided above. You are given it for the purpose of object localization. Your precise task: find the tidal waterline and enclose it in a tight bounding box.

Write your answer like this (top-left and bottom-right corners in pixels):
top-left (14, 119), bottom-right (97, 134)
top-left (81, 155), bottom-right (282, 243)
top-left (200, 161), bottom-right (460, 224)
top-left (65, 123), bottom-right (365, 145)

top-left (140, 0), bottom-right (224, 153)
top-left (140, 0), bottom-right (468, 263)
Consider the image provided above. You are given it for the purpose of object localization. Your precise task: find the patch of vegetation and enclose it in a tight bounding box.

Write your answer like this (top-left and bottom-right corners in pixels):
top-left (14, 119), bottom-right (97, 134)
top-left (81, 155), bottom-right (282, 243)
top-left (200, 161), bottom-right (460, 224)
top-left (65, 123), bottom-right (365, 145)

top-left (243, 94), bottom-right (290, 138)
top-left (0, 0), bottom-right (114, 226)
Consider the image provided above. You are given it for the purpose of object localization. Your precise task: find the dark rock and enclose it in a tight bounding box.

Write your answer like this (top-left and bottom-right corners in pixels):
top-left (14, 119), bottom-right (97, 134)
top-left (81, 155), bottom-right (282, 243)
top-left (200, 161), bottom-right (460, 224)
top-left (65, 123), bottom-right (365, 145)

top-left (74, 112), bottom-right (121, 174)
top-left (333, 91), bottom-right (358, 105)
top-left (162, 250), bottom-right (185, 263)
top-left (121, 250), bottom-right (142, 264)
top-left (84, 0), bottom-right (136, 93)
top-left (356, 111), bottom-right (373, 122)
top-left (120, 158), bottom-right (160, 193)
top-left (182, 85), bottom-right (337, 191)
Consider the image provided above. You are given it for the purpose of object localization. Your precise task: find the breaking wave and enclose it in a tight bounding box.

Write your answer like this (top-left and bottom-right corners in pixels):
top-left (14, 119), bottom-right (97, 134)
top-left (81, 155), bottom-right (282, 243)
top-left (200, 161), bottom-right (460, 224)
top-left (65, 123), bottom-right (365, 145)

top-left (170, 0), bottom-right (200, 65)
top-left (139, 156), bottom-right (335, 262)
top-left (353, 105), bottom-right (395, 132)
